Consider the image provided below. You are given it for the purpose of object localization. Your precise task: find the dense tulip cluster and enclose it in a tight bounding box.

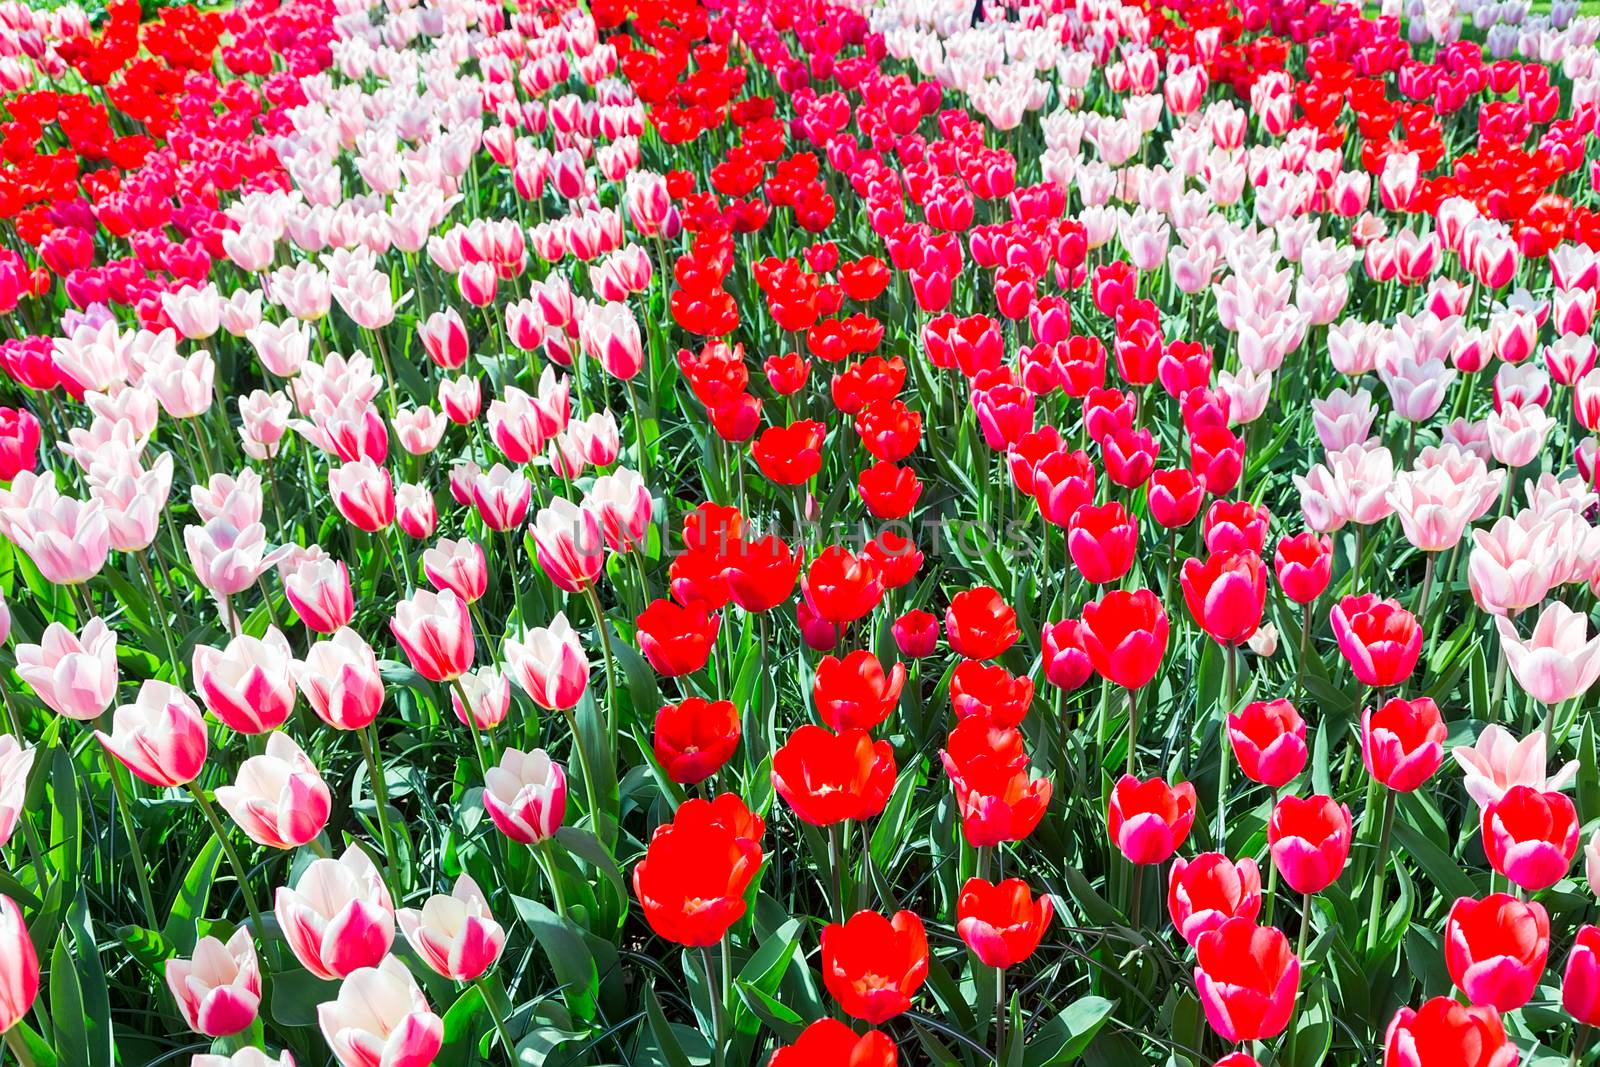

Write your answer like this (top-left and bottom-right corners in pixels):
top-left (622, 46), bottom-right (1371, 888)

top-left (0, 0), bottom-right (1596, 1062)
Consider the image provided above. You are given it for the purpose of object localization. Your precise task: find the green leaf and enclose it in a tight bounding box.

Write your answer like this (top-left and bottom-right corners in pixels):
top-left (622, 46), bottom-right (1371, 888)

top-left (643, 980), bottom-right (693, 1067)
top-left (163, 833), bottom-right (223, 955)
top-left (1024, 996), bottom-right (1114, 1066)
top-left (48, 936), bottom-right (89, 1067)
top-left (511, 896), bottom-right (599, 1020)
top-left (435, 985), bottom-right (488, 1067)
top-left (269, 969), bottom-right (340, 1028)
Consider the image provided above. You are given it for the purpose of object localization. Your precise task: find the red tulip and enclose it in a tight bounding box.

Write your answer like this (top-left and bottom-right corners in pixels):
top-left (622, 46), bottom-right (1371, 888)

top-left (803, 547), bottom-right (884, 626)
top-left (752, 420), bottom-right (825, 485)
top-left (725, 534), bottom-right (800, 613)
top-left (1362, 697), bottom-right (1447, 792)
top-left (949, 660), bottom-right (1034, 727)
top-left (1481, 785), bottom-right (1579, 892)
top-left (1227, 699), bottom-right (1307, 789)
top-left (863, 531), bottom-right (922, 589)
top-left (1273, 532), bottom-right (1333, 604)
top-left (1189, 425), bottom-right (1244, 495)
top-left (956, 877), bottom-right (1053, 969)
top-left (1041, 619), bottom-right (1094, 690)
top-left (1067, 502), bottom-right (1138, 585)
top-left (1167, 853), bottom-right (1263, 947)
top-left (1383, 998), bottom-right (1517, 1067)
top-left (1103, 427), bottom-right (1158, 489)
top-left (820, 910), bottom-right (929, 1024)
top-left (1268, 794), bottom-right (1353, 895)
top-left (1032, 449), bottom-right (1096, 526)
top-left (944, 586), bottom-right (1019, 660)
top-left (813, 650), bottom-right (906, 732)
top-left (1079, 589), bottom-right (1169, 690)
top-left (856, 462), bottom-right (922, 519)
top-left (653, 698), bottom-right (741, 785)
top-left (1147, 467), bottom-right (1204, 528)
top-left (1202, 500), bottom-right (1271, 555)
top-left (772, 725), bottom-right (896, 826)
top-left (1180, 551), bottom-right (1267, 646)
top-left (1444, 894), bottom-right (1549, 1011)
top-left (1107, 773), bottom-right (1197, 865)
top-left (891, 610), bottom-right (938, 658)
top-left (636, 598), bottom-right (721, 677)
top-left (632, 795), bottom-right (764, 947)
top-left (1330, 594), bottom-right (1423, 688)
top-left (941, 719), bottom-right (1050, 846)
top-left (1194, 918), bottom-right (1299, 1042)
top-left (768, 1019), bottom-right (897, 1067)
top-left (1562, 925), bottom-right (1600, 1026)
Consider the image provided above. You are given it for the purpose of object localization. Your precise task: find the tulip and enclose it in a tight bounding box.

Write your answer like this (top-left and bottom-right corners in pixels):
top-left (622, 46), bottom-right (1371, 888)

top-left (503, 614), bottom-right (589, 711)
top-left (949, 660), bottom-right (1034, 728)
top-left (820, 910), bottom-right (929, 1025)
top-left (1494, 602), bottom-right (1600, 706)
top-left (1202, 501), bottom-right (1271, 556)
top-left (1194, 919), bottom-right (1299, 1043)
top-left (1067, 502), bottom-right (1138, 584)
top-left (1107, 774), bottom-right (1196, 865)
top-left (0, 894), bottom-right (40, 1033)
top-left (1078, 589), bottom-right (1169, 690)
top-left (633, 795), bottom-right (764, 946)
top-left (768, 1019), bottom-right (897, 1067)
top-left (192, 1051), bottom-right (295, 1067)
top-left (296, 628), bottom-right (385, 731)
top-left (390, 589), bottom-right (474, 683)
top-left (944, 586), bottom-right (1019, 660)
top-left (472, 464), bottom-right (532, 531)
top-left (276, 847), bottom-right (395, 981)
top-left (328, 459), bottom-right (394, 532)
top-left (398, 874), bottom-right (505, 983)
top-left (1481, 785), bottom-right (1578, 892)
top-left (724, 535), bottom-right (800, 613)
top-left (421, 539), bottom-right (487, 604)
top-left (0, 738), bottom-right (32, 850)
top-left (317, 958), bottom-right (442, 1067)
top-left (214, 732), bottom-right (331, 850)
top-left (1444, 894), bottom-right (1548, 1011)
top-left (955, 877), bottom-right (1053, 969)
top-left (1563, 925), bottom-right (1600, 1026)
top-left (1330, 594), bottom-right (1422, 688)
top-left (813, 651), bottom-right (905, 732)
top-left (1453, 725), bottom-right (1578, 811)
top-left (482, 748), bottom-right (567, 845)
top-left (1147, 467), bottom-right (1205, 528)
top-left (192, 628), bottom-right (297, 734)
top-left (1268, 794), bottom-right (1353, 895)
top-left (1167, 853), bottom-right (1263, 947)
top-left (892, 610), bottom-right (939, 658)
top-left (1227, 699), bottom-right (1308, 788)
top-left (636, 598), bottom-right (720, 677)
top-left (1362, 697), bottom-right (1447, 792)
top-left (773, 725), bottom-right (896, 826)
top-left (165, 929), bottom-right (260, 1037)
top-left (1383, 998), bottom-right (1518, 1067)
top-left (15, 617), bottom-right (118, 721)
top-left (1181, 551), bottom-right (1268, 646)
top-left (1041, 619), bottom-right (1094, 691)
top-left (531, 497), bottom-right (606, 592)
top-left (282, 555), bottom-right (355, 633)
top-left (653, 698), bottom-right (741, 785)
top-left (96, 681), bottom-right (208, 788)
top-left (449, 668), bottom-right (510, 732)
top-left (1273, 532), bottom-right (1333, 604)
top-left (802, 547), bottom-right (884, 626)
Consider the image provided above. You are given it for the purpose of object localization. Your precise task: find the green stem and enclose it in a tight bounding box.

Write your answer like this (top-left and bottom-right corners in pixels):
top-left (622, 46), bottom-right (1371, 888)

top-left (134, 552), bottom-right (184, 683)
top-left (107, 761), bottom-right (160, 931)
top-left (702, 945), bottom-right (727, 1067)
top-left (1217, 643), bottom-right (1237, 849)
top-left (1125, 687), bottom-right (1139, 776)
top-left (356, 726), bottom-right (400, 874)
top-left (995, 964), bottom-right (1008, 1062)
top-left (1366, 789), bottom-right (1398, 953)
top-left (582, 584), bottom-right (617, 737)
top-left (828, 822), bottom-right (846, 924)
top-left (538, 839), bottom-right (568, 916)
top-left (187, 783), bottom-right (266, 940)
top-left (475, 978), bottom-right (517, 1058)
top-left (3, 1027), bottom-right (38, 1067)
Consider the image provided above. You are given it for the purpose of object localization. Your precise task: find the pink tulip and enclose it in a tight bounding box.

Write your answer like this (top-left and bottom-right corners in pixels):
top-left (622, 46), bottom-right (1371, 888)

top-left (393, 408), bottom-right (447, 457)
top-left (0, 737), bottom-right (31, 850)
top-left (192, 1050), bottom-right (294, 1067)
top-left (185, 519), bottom-right (287, 600)
top-left (487, 385), bottom-right (551, 463)
top-left (1386, 465), bottom-right (1489, 552)
top-left (471, 464), bottom-right (533, 531)
top-left (583, 468), bottom-right (653, 552)
top-left (165, 929), bottom-right (260, 1037)
top-left (438, 375), bottom-right (481, 425)
top-left (418, 308), bottom-right (468, 370)
top-left (398, 874), bottom-right (505, 982)
top-left (282, 554), bottom-right (355, 633)
top-left (1494, 602), bottom-right (1600, 706)
top-left (15, 617), bottom-right (118, 721)
top-left (578, 301), bottom-right (644, 380)
top-left (451, 668), bottom-right (511, 730)
top-left (1167, 853), bottom-right (1263, 947)
top-left (246, 319), bottom-right (311, 377)
top-left (295, 628), bottom-right (385, 731)
top-left (390, 589), bottom-right (474, 682)
top-left (191, 471), bottom-right (263, 528)
top-left (483, 748), bottom-right (567, 844)
top-left (8, 493), bottom-right (111, 584)
top-left (503, 613), bottom-right (590, 711)
top-left (214, 732), bottom-right (331, 850)
top-left (1444, 894), bottom-right (1548, 1012)
top-left (329, 459), bottom-right (395, 532)
top-left (1469, 515), bottom-right (1557, 616)
top-left (96, 681), bottom-right (208, 788)
top-left (395, 484), bottom-right (436, 540)
top-left (317, 958), bottom-right (442, 1067)
top-left (276, 847), bottom-right (395, 981)
top-left (531, 497), bottom-right (606, 592)
top-left (0, 893), bottom-right (39, 1033)
top-left (1487, 403), bottom-right (1555, 468)
top-left (1453, 725), bottom-right (1579, 812)
top-left (422, 538), bottom-right (488, 603)
top-left (192, 628), bottom-right (297, 734)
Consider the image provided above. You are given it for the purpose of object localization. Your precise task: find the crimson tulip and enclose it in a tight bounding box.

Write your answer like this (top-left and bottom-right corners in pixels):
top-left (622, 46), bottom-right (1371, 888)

top-left (1168, 853), bottom-right (1263, 947)
top-left (944, 586), bottom-right (1019, 660)
top-left (949, 660), bottom-right (1034, 727)
top-left (1079, 589), bottom-right (1169, 690)
top-left (1383, 998), bottom-right (1517, 1067)
top-left (956, 877), bottom-right (1053, 969)
top-left (633, 795), bottom-right (764, 947)
top-left (1194, 918), bottom-right (1299, 1043)
top-left (1227, 699), bottom-right (1307, 788)
top-left (1107, 774), bottom-right (1197, 865)
top-left (802, 547), bottom-right (884, 626)
top-left (751, 420), bottom-right (825, 485)
top-left (1180, 551), bottom-right (1268, 646)
top-left (820, 910), bottom-right (928, 1024)
top-left (1481, 785), bottom-right (1579, 892)
top-left (724, 534), bottom-right (800, 613)
top-left (891, 610), bottom-right (938, 658)
top-left (1362, 697), bottom-right (1447, 792)
top-left (1444, 894), bottom-right (1549, 1011)
top-left (813, 650), bottom-right (905, 732)
top-left (1274, 532), bottom-right (1333, 604)
top-left (1147, 467), bottom-right (1204, 528)
top-left (1067, 501), bottom-right (1138, 585)
top-left (1202, 500), bottom-right (1271, 555)
top-left (635, 598), bottom-right (721, 677)
top-left (1563, 925), bottom-right (1600, 1026)
top-left (1268, 794), bottom-right (1353, 895)
top-left (768, 1019), bottom-right (897, 1067)
top-left (653, 698), bottom-right (741, 785)
top-left (772, 726), bottom-right (896, 826)
top-left (1330, 594), bottom-right (1423, 688)
top-left (1041, 619), bottom-right (1094, 690)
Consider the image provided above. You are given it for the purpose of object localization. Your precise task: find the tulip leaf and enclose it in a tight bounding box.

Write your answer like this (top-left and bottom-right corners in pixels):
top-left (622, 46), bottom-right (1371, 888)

top-left (512, 896), bottom-right (599, 1020)
top-left (1024, 995), bottom-right (1113, 1066)
top-left (269, 969), bottom-right (340, 1028)
top-left (1579, 716), bottom-right (1600, 824)
top-left (1393, 802), bottom-right (1477, 901)
top-left (642, 980), bottom-right (694, 1067)
top-left (554, 827), bottom-right (627, 919)
top-left (48, 935), bottom-right (90, 1067)
top-left (162, 833), bottom-right (222, 955)
top-left (436, 984), bottom-right (488, 1067)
